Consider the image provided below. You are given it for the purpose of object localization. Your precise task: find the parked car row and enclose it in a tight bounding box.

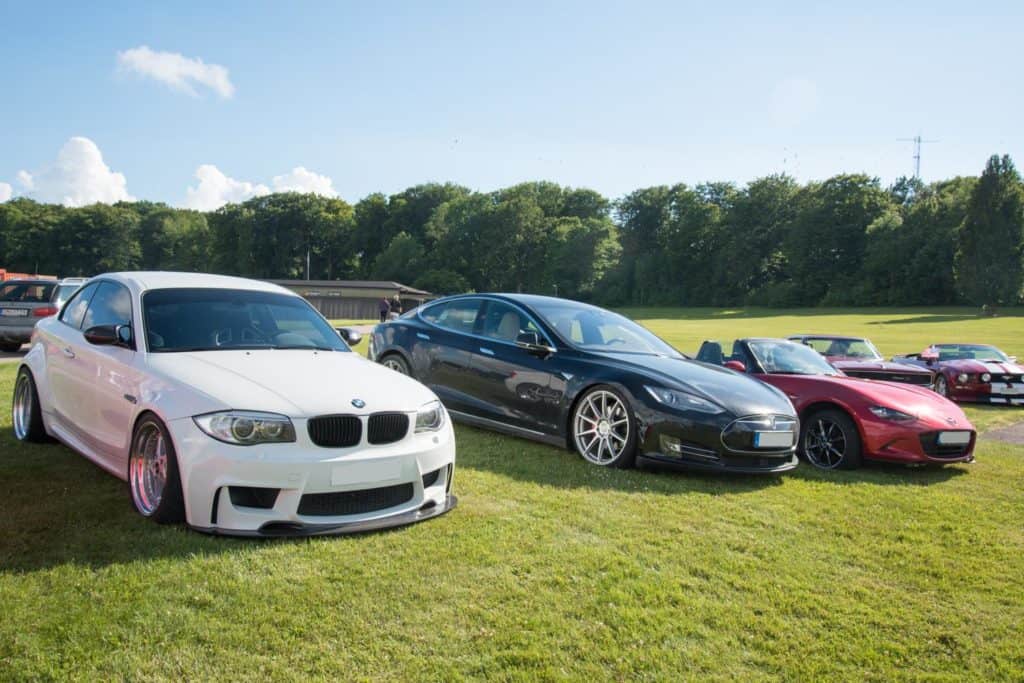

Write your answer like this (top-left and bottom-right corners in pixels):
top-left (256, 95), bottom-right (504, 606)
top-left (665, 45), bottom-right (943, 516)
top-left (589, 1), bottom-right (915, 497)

top-left (0, 277), bottom-right (88, 351)
top-left (10, 274), bottom-right (1007, 538)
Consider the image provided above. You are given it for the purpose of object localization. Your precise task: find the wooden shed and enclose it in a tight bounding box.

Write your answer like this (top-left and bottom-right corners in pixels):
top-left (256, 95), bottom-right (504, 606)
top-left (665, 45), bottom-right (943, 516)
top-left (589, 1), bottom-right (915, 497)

top-left (268, 280), bottom-right (432, 320)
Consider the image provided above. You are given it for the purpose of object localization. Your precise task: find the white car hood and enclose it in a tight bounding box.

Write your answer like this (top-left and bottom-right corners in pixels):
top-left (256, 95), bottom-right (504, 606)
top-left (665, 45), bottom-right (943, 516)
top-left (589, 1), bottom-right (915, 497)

top-left (146, 350), bottom-right (437, 417)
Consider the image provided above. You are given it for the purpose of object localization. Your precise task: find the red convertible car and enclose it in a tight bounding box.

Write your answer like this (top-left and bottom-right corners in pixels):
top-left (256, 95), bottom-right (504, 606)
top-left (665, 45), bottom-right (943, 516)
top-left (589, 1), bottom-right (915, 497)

top-left (697, 338), bottom-right (976, 470)
top-left (891, 344), bottom-right (1024, 406)
top-left (787, 334), bottom-right (933, 387)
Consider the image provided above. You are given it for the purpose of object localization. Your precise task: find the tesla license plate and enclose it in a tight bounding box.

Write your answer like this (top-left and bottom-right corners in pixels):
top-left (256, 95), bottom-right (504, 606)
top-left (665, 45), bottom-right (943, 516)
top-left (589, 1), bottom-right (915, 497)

top-left (0, 308), bottom-right (28, 317)
top-left (754, 431), bottom-right (794, 448)
top-left (937, 431), bottom-right (971, 446)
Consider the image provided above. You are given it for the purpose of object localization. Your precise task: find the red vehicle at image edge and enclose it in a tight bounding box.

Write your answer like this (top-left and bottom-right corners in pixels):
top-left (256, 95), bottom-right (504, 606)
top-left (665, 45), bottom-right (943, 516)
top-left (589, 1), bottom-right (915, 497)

top-left (892, 343), bottom-right (1024, 406)
top-left (697, 338), bottom-right (976, 469)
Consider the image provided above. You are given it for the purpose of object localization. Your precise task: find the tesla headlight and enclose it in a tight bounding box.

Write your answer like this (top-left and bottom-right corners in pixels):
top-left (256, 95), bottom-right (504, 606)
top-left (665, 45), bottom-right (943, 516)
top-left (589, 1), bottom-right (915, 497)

top-left (868, 406), bottom-right (916, 422)
top-left (980, 372), bottom-right (991, 383)
top-left (193, 411), bottom-right (296, 445)
top-left (956, 373), bottom-right (969, 384)
top-left (644, 386), bottom-right (724, 414)
top-left (415, 400), bottom-right (445, 432)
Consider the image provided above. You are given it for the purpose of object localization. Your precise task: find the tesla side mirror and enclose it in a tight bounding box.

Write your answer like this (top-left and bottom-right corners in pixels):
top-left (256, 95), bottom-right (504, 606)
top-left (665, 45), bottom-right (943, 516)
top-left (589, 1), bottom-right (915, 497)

top-left (516, 331), bottom-right (541, 346)
top-left (516, 340), bottom-right (556, 358)
top-left (724, 360), bottom-right (746, 372)
top-left (84, 324), bottom-right (133, 349)
top-left (337, 327), bottom-right (362, 346)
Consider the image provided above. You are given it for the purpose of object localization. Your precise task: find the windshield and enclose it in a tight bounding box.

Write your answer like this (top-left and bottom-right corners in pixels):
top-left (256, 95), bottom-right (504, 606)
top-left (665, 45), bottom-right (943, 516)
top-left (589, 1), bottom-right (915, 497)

top-left (143, 288), bottom-right (349, 353)
top-left (0, 282), bottom-right (56, 303)
top-left (532, 301), bottom-right (681, 357)
top-left (749, 340), bottom-right (841, 375)
top-left (933, 344), bottom-right (1009, 362)
top-left (800, 337), bottom-right (882, 360)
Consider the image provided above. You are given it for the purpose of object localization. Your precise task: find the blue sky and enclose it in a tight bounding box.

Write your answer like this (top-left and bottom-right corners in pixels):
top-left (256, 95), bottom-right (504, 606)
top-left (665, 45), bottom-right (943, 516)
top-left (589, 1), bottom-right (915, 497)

top-left (1, 1), bottom-right (1021, 208)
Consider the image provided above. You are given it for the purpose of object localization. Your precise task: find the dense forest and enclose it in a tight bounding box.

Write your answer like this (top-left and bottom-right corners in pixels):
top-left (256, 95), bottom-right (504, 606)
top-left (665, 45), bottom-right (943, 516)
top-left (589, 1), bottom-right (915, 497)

top-left (1, 154), bottom-right (1022, 307)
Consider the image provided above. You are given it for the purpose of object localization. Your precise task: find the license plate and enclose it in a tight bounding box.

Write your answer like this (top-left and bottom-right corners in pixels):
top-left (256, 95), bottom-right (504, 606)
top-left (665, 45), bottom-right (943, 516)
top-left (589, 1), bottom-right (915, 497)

top-left (993, 385), bottom-right (1022, 396)
top-left (755, 431), bottom-right (794, 448)
top-left (937, 431), bottom-right (971, 446)
top-left (0, 308), bottom-right (28, 317)
top-left (331, 458), bottom-right (403, 486)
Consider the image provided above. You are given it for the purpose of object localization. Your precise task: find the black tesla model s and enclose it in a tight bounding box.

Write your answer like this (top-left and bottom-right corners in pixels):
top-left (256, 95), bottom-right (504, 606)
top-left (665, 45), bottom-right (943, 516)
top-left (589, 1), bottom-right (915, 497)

top-left (369, 294), bottom-right (799, 473)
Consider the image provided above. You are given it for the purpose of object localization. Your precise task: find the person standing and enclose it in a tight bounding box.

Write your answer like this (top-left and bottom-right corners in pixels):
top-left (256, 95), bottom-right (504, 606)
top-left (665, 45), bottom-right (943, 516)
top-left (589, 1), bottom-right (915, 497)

top-left (378, 297), bottom-right (391, 323)
top-left (390, 294), bottom-right (403, 316)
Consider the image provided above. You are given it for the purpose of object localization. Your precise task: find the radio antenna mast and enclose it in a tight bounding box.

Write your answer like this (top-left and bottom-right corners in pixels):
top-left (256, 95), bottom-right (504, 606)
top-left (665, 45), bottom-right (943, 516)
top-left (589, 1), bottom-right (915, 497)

top-left (897, 134), bottom-right (939, 178)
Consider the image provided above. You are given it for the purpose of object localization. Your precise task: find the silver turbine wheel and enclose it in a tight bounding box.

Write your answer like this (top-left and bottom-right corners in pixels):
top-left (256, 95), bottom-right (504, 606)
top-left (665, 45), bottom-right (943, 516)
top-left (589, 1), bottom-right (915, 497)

top-left (12, 372), bottom-right (32, 440)
top-left (573, 390), bottom-right (630, 465)
top-left (383, 357), bottom-right (407, 374)
top-left (130, 422), bottom-right (169, 516)
top-left (804, 416), bottom-right (847, 469)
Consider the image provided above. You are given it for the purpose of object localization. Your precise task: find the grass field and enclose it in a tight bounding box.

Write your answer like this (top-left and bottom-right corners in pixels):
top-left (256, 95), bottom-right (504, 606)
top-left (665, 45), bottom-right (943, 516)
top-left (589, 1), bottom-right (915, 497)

top-left (1, 307), bottom-right (1022, 680)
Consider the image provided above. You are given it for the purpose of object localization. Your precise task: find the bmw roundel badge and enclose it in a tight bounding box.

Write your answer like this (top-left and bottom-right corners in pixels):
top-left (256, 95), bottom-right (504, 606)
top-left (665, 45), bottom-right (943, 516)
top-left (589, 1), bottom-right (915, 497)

top-left (351, 398), bottom-right (366, 408)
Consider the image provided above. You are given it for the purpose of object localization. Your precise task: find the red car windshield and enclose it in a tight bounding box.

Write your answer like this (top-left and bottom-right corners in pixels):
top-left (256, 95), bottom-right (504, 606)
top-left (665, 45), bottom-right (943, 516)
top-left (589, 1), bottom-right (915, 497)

top-left (749, 340), bottom-right (842, 376)
top-left (801, 337), bottom-right (882, 360)
top-left (933, 344), bottom-right (1009, 362)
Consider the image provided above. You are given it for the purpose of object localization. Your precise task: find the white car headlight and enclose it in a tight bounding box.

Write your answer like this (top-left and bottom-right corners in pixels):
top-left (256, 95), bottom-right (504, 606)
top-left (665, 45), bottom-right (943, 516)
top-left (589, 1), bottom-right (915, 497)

top-left (415, 400), bottom-right (445, 432)
top-left (193, 411), bottom-right (296, 446)
top-left (869, 405), bottom-right (916, 422)
top-left (980, 372), bottom-right (991, 383)
top-left (644, 386), bottom-right (724, 414)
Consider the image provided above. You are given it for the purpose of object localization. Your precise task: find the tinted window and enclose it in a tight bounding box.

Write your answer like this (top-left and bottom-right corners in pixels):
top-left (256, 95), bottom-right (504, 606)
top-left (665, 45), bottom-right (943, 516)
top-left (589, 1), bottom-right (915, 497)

top-left (421, 299), bottom-right (481, 335)
top-left (532, 300), bottom-right (681, 357)
top-left (480, 300), bottom-right (544, 343)
top-left (82, 282), bottom-right (133, 330)
top-left (53, 284), bottom-right (82, 308)
top-left (59, 282), bottom-right (99, 330)
top-left (0, 282), bottom-right (56, 303)
top-left (143, 288), bottom-right (349, 353)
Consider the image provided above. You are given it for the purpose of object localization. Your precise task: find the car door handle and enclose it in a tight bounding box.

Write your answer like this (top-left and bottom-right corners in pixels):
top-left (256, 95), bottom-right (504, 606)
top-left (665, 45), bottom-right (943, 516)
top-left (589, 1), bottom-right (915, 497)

top-left (416, 332), bottom-right (430, 341)
top-left (62, 347), bottom-right (76, 359)
top-left (479, 347), bottom-right (495, 356)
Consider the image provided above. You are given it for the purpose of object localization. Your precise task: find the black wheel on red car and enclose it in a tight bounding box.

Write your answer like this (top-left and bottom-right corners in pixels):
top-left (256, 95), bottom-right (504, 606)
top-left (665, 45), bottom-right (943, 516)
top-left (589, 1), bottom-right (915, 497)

top-left (800, 408), bottom-right (862, 470)
top-left (934, 374), bottom-right (949, 398)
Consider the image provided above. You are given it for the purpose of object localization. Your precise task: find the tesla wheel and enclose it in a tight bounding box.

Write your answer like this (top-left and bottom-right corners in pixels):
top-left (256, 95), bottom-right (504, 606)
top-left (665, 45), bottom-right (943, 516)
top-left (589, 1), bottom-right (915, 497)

top-left (572, 385), bottom-right (637, 468)
top-left (1, 342), bottom-right (22, 353)
top-left (801, 408), bottom-right (862, 470)
top-left (129, 414), bottom-right (185, 524)
top-left (12, 367), bottom-right (48, 442)
top-left (934, 374), bottom-right (949, 397)
top-left (381, 354), bottom-right (411, 376)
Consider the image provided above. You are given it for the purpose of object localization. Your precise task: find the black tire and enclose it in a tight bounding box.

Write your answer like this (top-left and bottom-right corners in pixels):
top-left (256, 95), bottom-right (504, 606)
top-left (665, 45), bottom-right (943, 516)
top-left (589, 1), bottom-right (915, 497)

top-left (934, 374), bottom-right (949, 398)
top-left (380, 353), bottom-right (412, 377)
top-left (12, 367), bottom-right (49, 442)
top-left (570, 384), bottom-right (638, 469)
top-left (800, 408), bottom-right (862, 470)
top-left (1, 342), bottom-right (22, 353)
top-left (128, 414), bottom-right (186, 524)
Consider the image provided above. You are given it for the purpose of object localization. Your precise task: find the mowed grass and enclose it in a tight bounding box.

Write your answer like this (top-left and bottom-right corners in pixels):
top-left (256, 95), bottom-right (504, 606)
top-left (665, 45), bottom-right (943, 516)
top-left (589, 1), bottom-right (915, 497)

top-left (1, 307), bottom-right (1023, 680)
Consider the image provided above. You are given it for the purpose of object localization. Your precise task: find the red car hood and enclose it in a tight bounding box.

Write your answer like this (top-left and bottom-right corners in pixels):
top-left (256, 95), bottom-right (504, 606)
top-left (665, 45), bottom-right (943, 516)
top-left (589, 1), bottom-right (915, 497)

top-left (939, 358), bottom-right (1024, 375)
top-left (828, 358), bottom-right (933, 375)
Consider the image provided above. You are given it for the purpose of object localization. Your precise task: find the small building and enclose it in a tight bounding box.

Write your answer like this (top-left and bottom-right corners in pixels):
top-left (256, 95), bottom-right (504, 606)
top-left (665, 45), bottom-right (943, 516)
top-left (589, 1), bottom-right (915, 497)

top-left (268, 280), bottom-right (432, 320)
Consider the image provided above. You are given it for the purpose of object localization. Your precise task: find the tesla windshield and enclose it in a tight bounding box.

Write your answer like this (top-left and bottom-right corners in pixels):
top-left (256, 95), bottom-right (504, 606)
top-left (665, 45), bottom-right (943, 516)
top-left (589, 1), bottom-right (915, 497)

top-left (749, 340), bottom-right (841, 376)
top-left (143, 288), bottom-right (349, 353)
top-left (532, 301), bottom-right (681, 357)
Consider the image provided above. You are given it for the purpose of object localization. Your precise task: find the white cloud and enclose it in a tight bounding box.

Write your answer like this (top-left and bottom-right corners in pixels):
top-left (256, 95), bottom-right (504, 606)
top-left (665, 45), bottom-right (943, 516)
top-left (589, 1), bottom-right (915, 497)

top-left (0, 182), bottom-right (11, 202)
top-left (184, 164), bottom-right (269, 211)
top-left (117, 45), bottom-right (234, 99)
top-left (770, 77), bottom-right (820, 127)
top-left (271, 167), bottom-right (338, 196)
top-left (17, 137), bottom-right (133, 206)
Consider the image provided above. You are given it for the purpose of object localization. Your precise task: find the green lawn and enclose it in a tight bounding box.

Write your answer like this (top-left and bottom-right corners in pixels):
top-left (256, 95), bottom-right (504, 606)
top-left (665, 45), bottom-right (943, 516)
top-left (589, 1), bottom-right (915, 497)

top-left (1, 308), bottom-right (1023, 680)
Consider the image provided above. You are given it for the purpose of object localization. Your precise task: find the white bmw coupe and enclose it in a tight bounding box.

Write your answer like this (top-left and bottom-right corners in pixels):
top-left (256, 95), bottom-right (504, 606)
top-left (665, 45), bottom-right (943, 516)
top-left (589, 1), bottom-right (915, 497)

top-left (12, 272), bottom-right (456, 536)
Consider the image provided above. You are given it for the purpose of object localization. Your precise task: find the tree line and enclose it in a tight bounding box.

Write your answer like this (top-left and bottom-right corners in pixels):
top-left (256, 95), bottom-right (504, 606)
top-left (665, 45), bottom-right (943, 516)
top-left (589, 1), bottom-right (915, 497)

top-left (1, 154), bottom-right (1022, 307)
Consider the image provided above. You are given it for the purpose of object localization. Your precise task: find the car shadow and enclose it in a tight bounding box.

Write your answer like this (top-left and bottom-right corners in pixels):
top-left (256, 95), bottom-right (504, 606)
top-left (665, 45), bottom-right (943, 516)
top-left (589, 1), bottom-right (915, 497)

top-left (866, 314), bottom-right (994, 325)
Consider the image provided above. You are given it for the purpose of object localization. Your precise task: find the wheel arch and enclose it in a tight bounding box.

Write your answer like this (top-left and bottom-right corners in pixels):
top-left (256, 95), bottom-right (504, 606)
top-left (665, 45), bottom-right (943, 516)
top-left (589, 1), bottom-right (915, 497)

top-left (799, 400), bottom-right (866, 445)
top-left (563, 380), bottom-right (637, 450)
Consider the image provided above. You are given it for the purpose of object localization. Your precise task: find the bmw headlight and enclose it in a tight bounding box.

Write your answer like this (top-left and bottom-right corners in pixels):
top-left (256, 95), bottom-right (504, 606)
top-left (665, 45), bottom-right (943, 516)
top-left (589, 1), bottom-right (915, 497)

top-left (415, 400), bottom-right (445, 432)
top-left (980, 372), bottom-right (991, 383)
top-left (193, 411), bottom-right (296, 445)
top-left (869, 406), bottom-right (916, 422)
top-left (644, 386), bottom-right (724, 414)
top-left (956, 373), bottom-right (969, 384)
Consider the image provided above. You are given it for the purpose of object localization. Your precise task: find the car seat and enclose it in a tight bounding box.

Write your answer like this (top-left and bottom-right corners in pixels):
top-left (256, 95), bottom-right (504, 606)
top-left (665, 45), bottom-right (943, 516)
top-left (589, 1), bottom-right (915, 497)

top-left (696, 340), bottom-right (725, 365)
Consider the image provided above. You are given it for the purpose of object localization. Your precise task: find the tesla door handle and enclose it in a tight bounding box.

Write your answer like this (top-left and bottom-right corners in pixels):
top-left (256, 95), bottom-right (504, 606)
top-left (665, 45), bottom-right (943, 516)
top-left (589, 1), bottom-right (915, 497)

top-left (416, 332), bottom-right (430, 341)
top-left (479, 347), bottom-right (495, 356)
top-left (62, 347), bottom-right (75, 359)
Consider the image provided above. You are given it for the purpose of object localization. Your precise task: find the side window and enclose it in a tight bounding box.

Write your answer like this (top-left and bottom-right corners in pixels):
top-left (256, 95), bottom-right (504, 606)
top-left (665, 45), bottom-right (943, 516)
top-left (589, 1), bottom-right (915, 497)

top-left (421, 299), bottom-right (481, 335)
top-left (59, 282), bottom-right (99, 330)
top-left (480, 301), bottom-right (542, 343)
top-left (82, 282), bottom-right (132, 330)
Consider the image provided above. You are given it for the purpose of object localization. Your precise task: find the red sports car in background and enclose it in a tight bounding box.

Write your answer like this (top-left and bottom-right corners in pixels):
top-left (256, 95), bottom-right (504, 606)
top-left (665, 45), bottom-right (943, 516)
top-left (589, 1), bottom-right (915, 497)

top-left (697, 338), bottom-right (976, 470)
top-left (788, 334), bottom-right (934, 387)
top-left (891, 344), bottom-right (1024, 406)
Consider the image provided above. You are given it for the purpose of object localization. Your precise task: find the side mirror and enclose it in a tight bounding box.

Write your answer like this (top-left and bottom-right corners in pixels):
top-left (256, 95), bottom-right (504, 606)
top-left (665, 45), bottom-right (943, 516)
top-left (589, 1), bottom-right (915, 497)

top-left (84, 324), bottom-right (134, 349)
top-left (337, 327), bottom-right (362, 346)
top-left (724, 360), bottom-right (746, 372)
top-left (516, 340), bottom-right (556, 358)
top-left (516, 331), bottom-right (541, 346)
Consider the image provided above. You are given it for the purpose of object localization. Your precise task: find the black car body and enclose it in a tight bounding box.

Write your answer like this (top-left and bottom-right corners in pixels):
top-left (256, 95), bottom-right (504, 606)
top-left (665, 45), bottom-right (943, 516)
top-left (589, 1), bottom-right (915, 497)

top-left (369, 294), bottom-right (799, 473)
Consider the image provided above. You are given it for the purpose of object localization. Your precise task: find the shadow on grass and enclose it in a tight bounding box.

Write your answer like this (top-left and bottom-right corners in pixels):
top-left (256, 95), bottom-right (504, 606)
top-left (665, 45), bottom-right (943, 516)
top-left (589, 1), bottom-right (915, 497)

top-left (867, 314), bottom-right (988, 326)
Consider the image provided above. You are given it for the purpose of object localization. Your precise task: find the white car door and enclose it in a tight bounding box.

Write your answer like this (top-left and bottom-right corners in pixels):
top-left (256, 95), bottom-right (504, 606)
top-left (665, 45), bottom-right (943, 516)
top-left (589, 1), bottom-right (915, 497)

top-left (44, 281), bottom-right (99, 436)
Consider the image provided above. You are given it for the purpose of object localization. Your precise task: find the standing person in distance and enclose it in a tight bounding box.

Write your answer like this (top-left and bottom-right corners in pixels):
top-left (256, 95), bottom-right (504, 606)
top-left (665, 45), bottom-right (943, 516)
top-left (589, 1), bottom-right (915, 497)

top-left (379, 296), bottom-right (391, 323)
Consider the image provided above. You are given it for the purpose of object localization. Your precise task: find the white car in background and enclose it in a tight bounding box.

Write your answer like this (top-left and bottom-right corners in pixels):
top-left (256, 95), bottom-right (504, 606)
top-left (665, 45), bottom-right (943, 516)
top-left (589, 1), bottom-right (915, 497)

top-left (12, 272), bottom-right (456, 536)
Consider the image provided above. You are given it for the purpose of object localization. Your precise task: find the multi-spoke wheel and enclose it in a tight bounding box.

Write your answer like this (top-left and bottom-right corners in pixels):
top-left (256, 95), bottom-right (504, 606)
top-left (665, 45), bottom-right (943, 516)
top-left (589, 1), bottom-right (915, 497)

top-left (934, 374), bottom-right (949, 398)
top-left (800, 408), bottom-right (862, 470)
top-left (381, 354), bottom-right (411, 376)
top-left (129, 415), bottom-right (185, 523)
top-left (572, 386), bottom-right (636, 468)
top-left (12, 367), bottom-right (48, 442)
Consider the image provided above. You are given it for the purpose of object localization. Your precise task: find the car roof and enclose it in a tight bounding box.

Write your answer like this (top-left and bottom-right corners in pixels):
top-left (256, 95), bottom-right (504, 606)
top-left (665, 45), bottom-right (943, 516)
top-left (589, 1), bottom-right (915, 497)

top-left (92, 271), bottom-right (292, 295)
top-left (2, 279), bottom-right (57, 285)
top-left (58, 277), bottom-right (90, 284)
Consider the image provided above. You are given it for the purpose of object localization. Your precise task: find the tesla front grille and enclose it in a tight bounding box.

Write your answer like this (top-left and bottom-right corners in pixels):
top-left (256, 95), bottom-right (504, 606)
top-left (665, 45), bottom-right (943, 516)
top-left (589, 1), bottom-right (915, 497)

top-left (368, 412), bottom-right (409, 444)
top-left (308, 415), bottom-right (362, 447)
top-left (297, 482), bottom-right (415, 516)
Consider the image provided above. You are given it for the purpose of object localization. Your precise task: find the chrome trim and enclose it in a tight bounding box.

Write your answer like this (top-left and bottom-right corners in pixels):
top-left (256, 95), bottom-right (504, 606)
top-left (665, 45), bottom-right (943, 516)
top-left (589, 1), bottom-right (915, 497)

top-left (719, 414), bottom-right (799, 455)
top-left (447, 409), bottom-right (547, 437)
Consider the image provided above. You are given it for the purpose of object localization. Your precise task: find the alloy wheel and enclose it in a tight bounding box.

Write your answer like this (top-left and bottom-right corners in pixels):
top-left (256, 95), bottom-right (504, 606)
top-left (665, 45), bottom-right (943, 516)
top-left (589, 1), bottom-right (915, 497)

top-left (803, 416), bottom-right (847, 469)
top-left (573, 390), bottom-right (630, 465)
top-left (12, 372), bottom-right (32, 441)
top-left (130, 422), bottom-right (169, 516)
top-left (935, 375), bottom-right (948, 397)
top-left (383, 357), bottom-right (408, 375)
